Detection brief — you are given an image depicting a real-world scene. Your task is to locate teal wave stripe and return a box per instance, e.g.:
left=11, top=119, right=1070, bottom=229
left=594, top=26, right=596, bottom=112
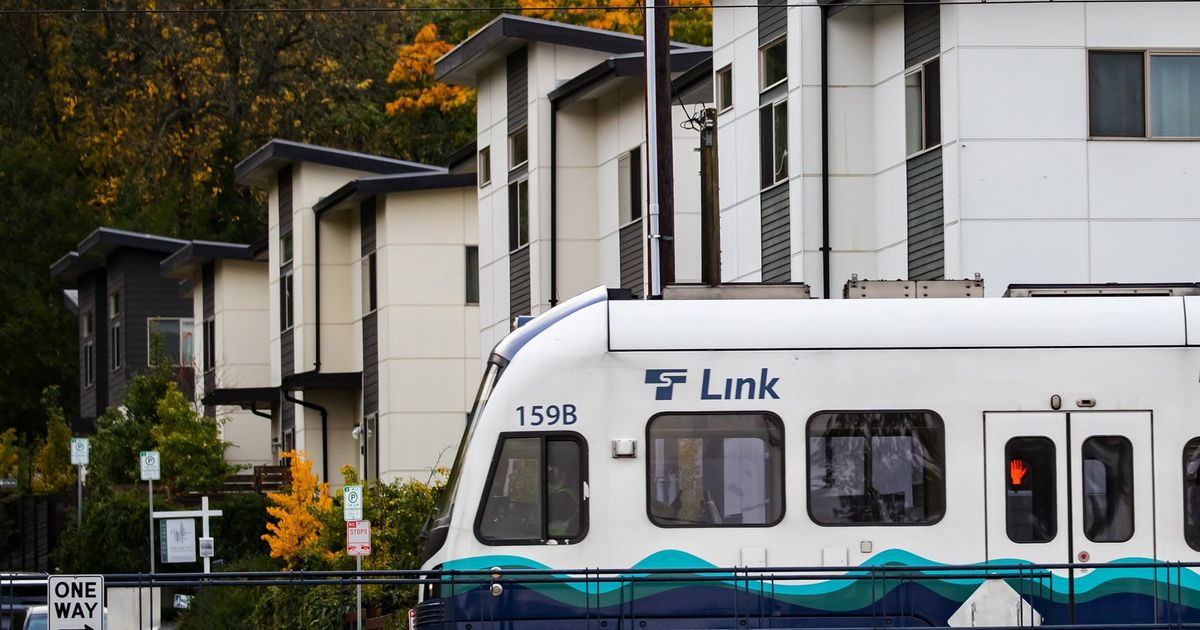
left=439, top=550, right=1200, bottom=610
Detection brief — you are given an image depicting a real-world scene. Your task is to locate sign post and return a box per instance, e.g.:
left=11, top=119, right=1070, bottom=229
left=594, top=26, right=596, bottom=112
left=346, top=519, right=372, bottom=630
left=151, top=495, right=222, bottom=574
left=47, top=574, right=104, bottom=630
left=140, top=451, right=160, bottom=575
left=70, top=438, right=89, bottom=528
left=344, top=487, right=367, bottom=630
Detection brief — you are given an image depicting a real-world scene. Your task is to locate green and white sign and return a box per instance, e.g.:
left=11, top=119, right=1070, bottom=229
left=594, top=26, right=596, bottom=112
left=139, top=450, right=160, bottom=481
left=70, top=438, right=89, bottom=466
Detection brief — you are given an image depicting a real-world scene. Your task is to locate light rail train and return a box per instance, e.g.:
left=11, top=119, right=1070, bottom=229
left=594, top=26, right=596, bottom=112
left=416, top=286, right=1200, bottom=628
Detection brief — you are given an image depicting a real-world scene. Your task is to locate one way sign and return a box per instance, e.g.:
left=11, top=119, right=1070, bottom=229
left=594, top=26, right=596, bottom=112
left=48, top=575, right=104, bottom=630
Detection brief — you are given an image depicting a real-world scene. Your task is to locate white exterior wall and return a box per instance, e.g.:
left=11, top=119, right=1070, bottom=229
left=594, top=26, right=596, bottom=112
left=477, top=42, right=617, bottom=355
left=212, top=260, right=273, bottom=466
left=712, top=1, right=1200, bottom=296
left=376, top=187, right=480, bottom=481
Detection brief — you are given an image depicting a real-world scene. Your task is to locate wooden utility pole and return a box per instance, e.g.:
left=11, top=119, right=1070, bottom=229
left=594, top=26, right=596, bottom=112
left=644, top=0, right=674, bottom=297
left=699, top=108, right=720, bottom=286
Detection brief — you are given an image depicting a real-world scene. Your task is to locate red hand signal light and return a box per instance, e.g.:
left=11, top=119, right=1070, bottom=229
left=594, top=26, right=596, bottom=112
left=1009, top=458, right=1029, bottom=486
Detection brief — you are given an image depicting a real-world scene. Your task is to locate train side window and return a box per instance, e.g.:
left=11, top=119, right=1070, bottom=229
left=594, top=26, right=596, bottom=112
left=1005, top=437, right=1057, bottom=543
left=1185, top=439, right=1200, bottom=551
left=647, top=413, right=784, bottom=527
left=1081, top=435, right=1134, bottom=543
left=476, top=433, right=587, bottom=545
left=807, top=411, right=945, bottom=525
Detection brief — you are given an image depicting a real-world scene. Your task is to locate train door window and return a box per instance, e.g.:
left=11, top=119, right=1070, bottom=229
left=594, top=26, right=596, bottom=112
left=1185, top=438, right=1200, bottom=551
left=1005, top=437, right=1057, bottom=543
left=1081, top=436, right=1134, bottom=543
left=807, top=411, right=945, bottom=525
left=647, top=413, right=784, bottom=527
left=476, top=433, right=586, bottom=544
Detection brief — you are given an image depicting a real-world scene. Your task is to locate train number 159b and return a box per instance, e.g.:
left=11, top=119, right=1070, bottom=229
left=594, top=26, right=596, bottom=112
left=516, top=404, right=577, bottom=426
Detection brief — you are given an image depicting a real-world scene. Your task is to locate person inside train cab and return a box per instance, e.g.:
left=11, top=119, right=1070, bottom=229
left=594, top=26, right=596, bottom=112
left=547, top=462, right=580, bottom=539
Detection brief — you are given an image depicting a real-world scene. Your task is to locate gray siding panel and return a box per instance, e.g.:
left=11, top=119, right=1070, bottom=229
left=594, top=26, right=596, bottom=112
left=759, top=0, right=787, bottom=45
left=507, top=49, right=528, bottom=130
left=619, top=219, right=644, bottom=298
left=361, top=199, right=378, bottom=417
left=79, top=271, right=105, bottom=419
left=281, top=328, right=294, bottom=378
left=906, top=149, right=945, bottom=280
left=279, top=165, right=294, bottom=380
left=509, top=246, right=531, bottom=321
left=904, top=3, right=940, bottom=68
left=202, top=263, right=215, bottom=415
left=278, top=166, right=293, bottom=235
left=760, top=183, right=791, bottom=283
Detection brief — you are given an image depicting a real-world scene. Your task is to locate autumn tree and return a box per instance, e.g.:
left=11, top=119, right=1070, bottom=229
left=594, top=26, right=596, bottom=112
left=150, top=387, right=235, bottom=500
left=31, top=386, right=75, bottom=494
left=262, top=450, right=336, bottom=568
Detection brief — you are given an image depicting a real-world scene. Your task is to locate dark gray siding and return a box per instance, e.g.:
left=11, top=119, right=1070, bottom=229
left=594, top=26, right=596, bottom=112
left=278, top=166, right=293, bottom=235
left=904, top=2, right=944, bottom=281
left=507, top=48, right=528, bottom=130
left=906, top=149, right=945, bottom=280
left=619, top=219, right=644, bottom=298
left=281, top=328, right=294, bottom=378
left=361, top=198, right=378, bottom=417
left=904, top=3, right=940, bottom=69
left=78, top=270, right=107, bottom=420
left=760, top=183, right=791, bottom=283
left=759, top=0, right=787, bottom=45
left=202, top=263, right=215, bottom=417
left=108, top=249, right=193, bottom=403
left=509, top=246, right=531, bottom=321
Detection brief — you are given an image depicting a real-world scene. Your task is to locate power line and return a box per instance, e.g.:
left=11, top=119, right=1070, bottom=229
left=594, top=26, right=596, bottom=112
left=3, top=0, right=1200, bottom=16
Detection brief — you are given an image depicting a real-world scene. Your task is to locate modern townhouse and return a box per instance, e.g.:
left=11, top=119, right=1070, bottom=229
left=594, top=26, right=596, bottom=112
left=51, top=228, right=195, bottom=430
left=711, top=0, right=1200, bottom=296
left=160, top=239, right=274, bottom=467
left=435, top=15, right=714, bottom=353
left=234, top=139, right=479, bottom=484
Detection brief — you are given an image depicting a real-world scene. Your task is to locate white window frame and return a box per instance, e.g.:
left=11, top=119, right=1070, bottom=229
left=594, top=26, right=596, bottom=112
left=360, top=251, right=377, bottom=315
left=147, top=317, right=195, bottom=368
left=478, top=146, right=492, bottom=187
left=508, top=126, right=529, bottom=172
left=716, top=65, right=733, bottom=113
left=280, top=232, right=294, bottom=265
left=1088, top=49, right=1200, bottom=141
left=759, top=37, right=787, bottom=93
left=905, top=56, right=941, bottom=159
left=760, top=97, right=789, bottom=189
left=280, top=271, right=295, bottom=332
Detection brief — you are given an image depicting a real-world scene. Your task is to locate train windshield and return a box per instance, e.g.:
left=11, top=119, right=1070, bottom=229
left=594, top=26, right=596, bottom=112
left=435, top=361, right=502, bottom=525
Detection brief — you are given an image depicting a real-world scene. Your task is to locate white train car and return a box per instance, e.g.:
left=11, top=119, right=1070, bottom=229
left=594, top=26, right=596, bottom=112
left=417, top=286, right=1200, bottom=628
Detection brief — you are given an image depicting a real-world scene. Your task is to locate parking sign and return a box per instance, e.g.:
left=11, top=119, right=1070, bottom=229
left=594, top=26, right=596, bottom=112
left=70, top=438, right=89, bottom=466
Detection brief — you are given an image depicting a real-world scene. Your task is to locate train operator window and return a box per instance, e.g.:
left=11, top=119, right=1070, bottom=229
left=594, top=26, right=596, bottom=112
left=1081, top=436, right=1134, bottom=543
left=807, top=411, right=945, bottom=525
left=1005, top=437, right=1057, bottom=543
left=1184, top=439, right=1200, bottom=551
left=476, top=433, right=587, bottom=544
left=647, top=413, right=785, bottom=527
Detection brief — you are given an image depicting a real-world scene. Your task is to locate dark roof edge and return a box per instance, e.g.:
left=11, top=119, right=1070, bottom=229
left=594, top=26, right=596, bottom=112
left=160, top=240, right=257, bottom=278
left=443, top=140, right=478, bottom=170
left=77, top=227, right=188, bottom=259
left=549, top=48, right=712, bottom=107
left=234, top=139, right=441, bottom=187
left=672, top=55, right=714, bottom=98
left=314, top=172, right=475, bottom=214
left=204, top=386, right=280, bottom=407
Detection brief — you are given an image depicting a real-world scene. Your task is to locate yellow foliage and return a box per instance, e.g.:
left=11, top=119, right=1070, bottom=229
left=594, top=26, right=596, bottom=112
left=516, top=0, right=713, bottom=42
left=386, top=24, right=475, bottom=115
left=262, top=451, right=336, bottom=567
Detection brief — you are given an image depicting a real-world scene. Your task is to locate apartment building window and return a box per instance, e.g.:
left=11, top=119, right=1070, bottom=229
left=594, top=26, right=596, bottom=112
left=82, top=310, right=95, bottom=388
left=618, top=147, right=642, bottom=224
left=279, top=272, right=294, bottom=331
left=508, top=179, right=530, bottom=251
left=760, top=99, right=788, bottom=188
left=465, top=246, right=479, bottom=304
left=148, top=318, right=194, bottom=367
left=109, top=292, right=122, bottom=371
left=361, top=252, right=377, bottom=314
left=280, top=232, right=294, bottom=265
left=203, top=318, right=215, bottom=372
left=509, top=126, right=529, bottom=171
left=478, top=146, right=492, bottom=187
left=717, top=65, right=733, bottom=113
left=760, top=38, right=787, bottom=91
left=1090, top=51, right=1200, bottom=138
left=905, top=58, right=941, bottom=156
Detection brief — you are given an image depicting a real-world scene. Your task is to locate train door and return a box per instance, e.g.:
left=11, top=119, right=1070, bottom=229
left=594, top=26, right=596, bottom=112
left=984, top=411, right=1156, bottom=623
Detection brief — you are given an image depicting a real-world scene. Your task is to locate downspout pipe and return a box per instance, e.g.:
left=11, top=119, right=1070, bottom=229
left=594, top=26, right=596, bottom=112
left=283, top=388, right=330, bottom=482
left=249, top=401, right=272, bottom=420
left=312, top=207, right=322, bottom=370
left=549, top=99, right=559, bottom=307
left=820, top=6, right=832, bottom=299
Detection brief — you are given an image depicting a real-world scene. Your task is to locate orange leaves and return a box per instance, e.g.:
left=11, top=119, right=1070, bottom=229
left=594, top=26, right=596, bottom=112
left=512, top=0, right=713, bottom=43
left=262, top=450, right=337, bottom=567
left=386, top=23, right=475, bottom=116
